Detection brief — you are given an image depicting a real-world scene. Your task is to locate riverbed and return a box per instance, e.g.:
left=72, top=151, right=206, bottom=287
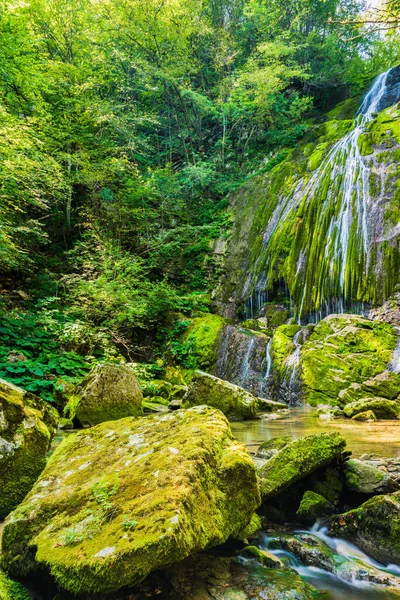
left=231, top=406, right=400, bottom=457
left=232, top=407, right=400, bottom=599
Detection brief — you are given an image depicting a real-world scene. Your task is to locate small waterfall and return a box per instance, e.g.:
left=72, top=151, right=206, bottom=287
left=214, top=325, right=272, bottom=397
left=239, top=337, right=255, bottom=388
left=264, top=337, right=273, bottom=381
left=282, top=330, right=303, bottom=405
left=389, top=328, right=400, bottom=373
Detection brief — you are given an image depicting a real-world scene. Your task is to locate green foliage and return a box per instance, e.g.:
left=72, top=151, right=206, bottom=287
left=0, top=0, right=389, bottom=364
left=0, top=304, right=93, bottom=401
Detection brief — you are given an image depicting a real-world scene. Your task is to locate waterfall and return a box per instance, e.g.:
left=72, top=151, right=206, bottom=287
left=264, top=337, right=273, bottom=381
left=214, top=325, right=272, bottom=397
left=389, top=328, right=400, bottom=374
left=241, top=67, right=399, bottom=322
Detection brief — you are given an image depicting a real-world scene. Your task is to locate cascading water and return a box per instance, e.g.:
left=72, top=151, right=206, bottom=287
left=240, top=67, right=400, bottom=323
left=214, top=325, right=272, bottom=397
left=389, top=327, right=400, bottom=373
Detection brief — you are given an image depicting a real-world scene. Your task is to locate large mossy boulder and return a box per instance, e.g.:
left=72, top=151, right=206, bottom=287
left=182, top=371, right=257, bottom=420
left=258, top=432, right=346, bottom=500
left=1, top=406, right=260, bottom=595
left=65, top=363, right=143, bottom=427
left=300, top=315, right=397, bottom=406
left=343, top=397, right=400, bottom=419
left=344, top=459, right=400, bottom=495
left=338, top=371, right=400, bottom=406
left=329, top=491, right=400, bottom=564
left=0, top=378, right=58, bottom=519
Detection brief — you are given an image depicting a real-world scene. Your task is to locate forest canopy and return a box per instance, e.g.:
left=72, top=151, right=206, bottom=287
left=0, top=0, right=398, bottom=381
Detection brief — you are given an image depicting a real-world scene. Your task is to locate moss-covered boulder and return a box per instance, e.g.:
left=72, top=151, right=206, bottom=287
left=1, top=406, right=260, bottom=595
left=352, top=410, right=376, bottom=421
left=65, top=363, right=143, bottom=427
left=258, top=432, right=346, bottom=500
left=301, top=315, right=397, bottom=406
left=338, top=370, right=400, bottom=406
left=256, top=398, right=287, bottom=411
left=182, top=371, right=257, bottom=420
left=0, top=378, right=58, bottom=519
left=296, top=491, right=333, bottom=524
left=344, top=459, right=400, bottom=495
left=343, top=397, right=400, bottom=419
left=329, top=491, right=400, bottom=564
left=255, top=436, right=292, bottom=459
left=0, top=570, right=30, bottom=600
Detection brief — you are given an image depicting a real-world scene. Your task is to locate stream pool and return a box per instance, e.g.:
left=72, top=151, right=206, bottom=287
left=232, top=407, right=400, bottom=599
left=231, top=406, right=400, bottom=457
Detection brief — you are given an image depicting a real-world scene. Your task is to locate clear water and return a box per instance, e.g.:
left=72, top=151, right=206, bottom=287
left=233, top=408, right=400, bottom=598
left=231, top=406, right=400, bottom=457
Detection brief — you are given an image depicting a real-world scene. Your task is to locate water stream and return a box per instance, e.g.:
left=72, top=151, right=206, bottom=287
left=232, top=408, right=400, bottom=598
left=241, top=67, right=399, bottom=322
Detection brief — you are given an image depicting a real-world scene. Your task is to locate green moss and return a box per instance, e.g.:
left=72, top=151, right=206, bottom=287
left=351, top=410, right=376, bottom=421
left=182, top=313, right=227, bottom=369
left=2, top=407, right=260, bottom=595
left=296, top=490, right=333, bottom=524
left=0, top=378, right=58, bottom=519
left=343, top=397, right=400, bottom=419
left=0, top=570, right=30, bottom=600
left=64, top=364, right=143, bottom=427
left=301, top=315, right=397, bottom=406
left=344, top=458, right=398, bottom=494
left=329, top=491, right=400, bottom=564
left=183, top=371, right=257, bottom=420
left=258, top=432, right=346, bottom=500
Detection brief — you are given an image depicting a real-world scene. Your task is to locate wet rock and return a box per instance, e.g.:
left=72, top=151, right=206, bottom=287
left=255, top=436, right=291, bottom=459
left=182, top=371, right=257, bottom=420
left=64, top=363, right=143, bottom=427
left=256, top=398, right=287, bottom=411
left=343, top=397, right=400, bottom=419
left=369, top=292, right=400, bottom=325
left=329, top=491, right=400, bottom=564
left=339, top=371, right=400, bottom=406
left=0, top=378, right=58, bottom=518
left=213, top=324, right=270, bottom=397
left=352, top=410, right=376, bottom=421
left=344, top=458, right=400, bottom=495
left=301, top=315, right=397, bottom=406
left=241, top=545, right=283, bottom=568
left=2, top=407, right=260, bottom=595
left=269, top=532, right=400, bottom=589
left=296, top=491, right=334, bottom=524
left=269, top=534, right=336, bottom=572
left=258, top=432, right=346, bottom=500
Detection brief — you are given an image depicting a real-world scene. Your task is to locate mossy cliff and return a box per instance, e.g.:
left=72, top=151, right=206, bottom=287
left=212, top=78, right=400, bottom=321
left=0, top=378, right=58, bottom=518
left=1, top=406, right=260, bottom=595
left=300, top=314, right=397, bottom=406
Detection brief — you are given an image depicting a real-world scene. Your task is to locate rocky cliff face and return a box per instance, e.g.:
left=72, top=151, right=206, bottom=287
left=212, top=68, right=400, bottom=322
